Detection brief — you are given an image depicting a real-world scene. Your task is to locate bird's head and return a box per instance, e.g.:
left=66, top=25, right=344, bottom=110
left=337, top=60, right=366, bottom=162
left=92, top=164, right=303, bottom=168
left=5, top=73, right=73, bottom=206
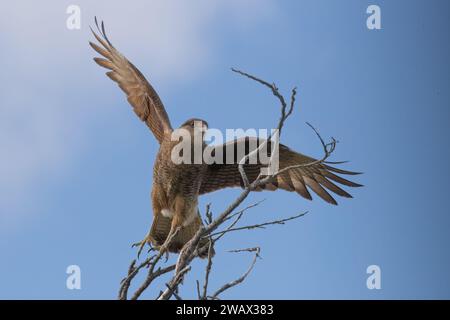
left=179, top=118, right=209, bottom=138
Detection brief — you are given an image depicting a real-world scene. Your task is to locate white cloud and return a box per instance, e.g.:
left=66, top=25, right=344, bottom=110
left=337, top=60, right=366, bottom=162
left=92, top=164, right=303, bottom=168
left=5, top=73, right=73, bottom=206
left=0, top=0, right=276, bottom=229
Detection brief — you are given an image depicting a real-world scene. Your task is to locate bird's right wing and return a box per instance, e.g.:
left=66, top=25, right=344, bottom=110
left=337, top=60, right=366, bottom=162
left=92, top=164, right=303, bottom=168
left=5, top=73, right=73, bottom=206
left=199, top=137, right=362, bottom=205
left=89, top=18, right=172, bottom=143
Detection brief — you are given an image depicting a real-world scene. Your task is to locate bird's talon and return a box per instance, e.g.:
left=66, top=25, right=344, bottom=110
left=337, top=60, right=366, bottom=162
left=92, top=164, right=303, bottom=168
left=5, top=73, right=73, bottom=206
left=132, top=235, right=152, bottom=259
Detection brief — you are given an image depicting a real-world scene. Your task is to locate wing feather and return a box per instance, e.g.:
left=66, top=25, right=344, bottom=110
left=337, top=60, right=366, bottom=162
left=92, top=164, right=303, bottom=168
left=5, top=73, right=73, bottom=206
left=90, top=19, right=172, bottom=143
left=199, top=137, right=362, bottom=205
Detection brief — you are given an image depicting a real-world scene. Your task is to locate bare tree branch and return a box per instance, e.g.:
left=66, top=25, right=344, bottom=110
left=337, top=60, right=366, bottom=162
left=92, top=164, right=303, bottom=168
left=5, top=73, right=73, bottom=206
left=127, top=228, right=181, bottom=300
left=157, top=265, right=191, bottom=300
left=116, top=69, right=337, bottom=300
left=165, top=284, right=183, bottom=300
left=209, top=247, right=261, bottom=299
left=223, top=199, right=266, bottom=223
left=210, top=212, right=308, bottom=239
left=213, top=199, right=266, bottom=243
left=270, top=122, right=337, bottom=179
left=196, top=280, right=201, bottom=300
left=200, top=240, right=214, bottom=300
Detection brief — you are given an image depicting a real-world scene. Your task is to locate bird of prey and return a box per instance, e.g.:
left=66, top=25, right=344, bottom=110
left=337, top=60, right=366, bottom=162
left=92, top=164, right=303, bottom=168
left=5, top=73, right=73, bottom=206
left=89, top=20, right=362, bottom=256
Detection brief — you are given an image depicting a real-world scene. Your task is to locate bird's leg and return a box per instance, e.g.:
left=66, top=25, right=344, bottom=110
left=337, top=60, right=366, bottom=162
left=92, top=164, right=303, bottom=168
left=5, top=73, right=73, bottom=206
left=158, top=214, right=182, bottom=257
left=132, top=199, right=163, bottom=259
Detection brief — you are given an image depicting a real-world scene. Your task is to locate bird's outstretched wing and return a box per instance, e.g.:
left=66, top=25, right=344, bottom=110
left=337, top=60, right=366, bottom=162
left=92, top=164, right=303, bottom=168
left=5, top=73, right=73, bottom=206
left=89, top=18, right=172, bottom=143
left=199, top=137, right=362, bottom=205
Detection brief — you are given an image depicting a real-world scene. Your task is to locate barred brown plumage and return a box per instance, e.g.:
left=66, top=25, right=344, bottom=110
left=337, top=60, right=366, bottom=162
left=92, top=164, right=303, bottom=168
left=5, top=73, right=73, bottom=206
left=90, top=19, right=362, bottom=258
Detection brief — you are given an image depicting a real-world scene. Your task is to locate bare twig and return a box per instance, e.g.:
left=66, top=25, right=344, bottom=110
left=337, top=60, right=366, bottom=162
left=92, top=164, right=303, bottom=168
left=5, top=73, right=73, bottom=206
left=129, top=227, right=181, bottom=300
left=118, top=259, right=137, bottom=300
left=116, top=68, right=335, bottom=300
left=201, top=240, right=214, bottom=300
left=157, top=265, right=192, bottom=300
left=270, top=122, right=337, bottom=179
left=196, top=280, right=201, bottom=300
left=223, top=199, right=266, bottom=223
left=228, top=247, right=261, bottom=254
left=210, top=212, right=307, bottom=239
left=231, top=68, right=297, bottom=190
left=214, top=199, right=266, bottom=243
left=165, top=284, right=183, bottom=300
left=204, top=203, right=213, bottom=224
left=210, top=247, right=261, bottom=299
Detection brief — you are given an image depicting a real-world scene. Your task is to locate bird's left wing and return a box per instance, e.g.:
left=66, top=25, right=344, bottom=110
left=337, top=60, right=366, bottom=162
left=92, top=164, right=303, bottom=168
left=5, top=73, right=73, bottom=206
left=199, top=137, right=362, bottom=205
left=89, top=19, right=172, bottom=143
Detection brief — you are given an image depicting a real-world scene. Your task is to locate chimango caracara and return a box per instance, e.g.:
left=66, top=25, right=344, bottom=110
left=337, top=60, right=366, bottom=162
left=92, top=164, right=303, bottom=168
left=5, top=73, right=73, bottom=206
left=89, top=20, right=362, bottom=257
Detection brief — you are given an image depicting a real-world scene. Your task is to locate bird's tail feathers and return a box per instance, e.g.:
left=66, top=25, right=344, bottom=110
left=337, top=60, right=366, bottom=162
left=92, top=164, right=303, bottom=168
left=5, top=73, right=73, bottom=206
left=149, top=211, right=213, bottom=259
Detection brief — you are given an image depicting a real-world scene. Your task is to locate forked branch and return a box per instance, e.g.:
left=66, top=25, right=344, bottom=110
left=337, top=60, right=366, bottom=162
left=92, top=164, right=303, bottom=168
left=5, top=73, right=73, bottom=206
left=118, top=69, right=336, bottom=300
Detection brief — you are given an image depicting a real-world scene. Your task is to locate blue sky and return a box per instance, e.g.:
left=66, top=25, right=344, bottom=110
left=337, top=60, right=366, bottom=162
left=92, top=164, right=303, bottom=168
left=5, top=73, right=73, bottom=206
left=1, top=0, right=449, bottom=299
